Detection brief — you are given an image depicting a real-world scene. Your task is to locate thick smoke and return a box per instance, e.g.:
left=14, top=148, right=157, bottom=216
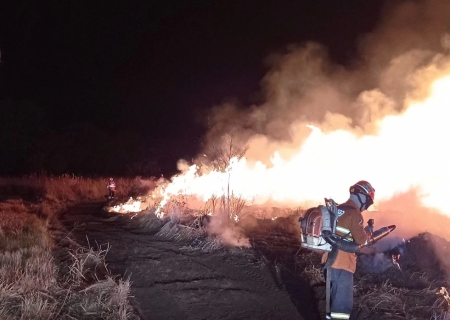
left=202, top=0, right=450, bottom=166
left=374, top=189, right=450, bottom=241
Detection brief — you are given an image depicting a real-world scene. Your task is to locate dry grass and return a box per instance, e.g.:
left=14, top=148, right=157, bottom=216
left=0, top=200, right=51, bottom=251
left=155, top=219, right=181, bottom=238
left=154, top=193, right=252, bottom=253
left=300, top=265, right=324, bottom=287
left=435, top=287, right=450, bottom=309
left=0, top=234, right=132, bottom=319
left=158, top=193, right=248, bottom=226
left=294, top=248, right=450, bottom=319
left=171, top=224, right=207, bottom=242
left=198, top=195, right=219, bottom=217
left=222, top=193, right=248, bottom=223
left=156, top=216, right=227, bottom=252
left=77, top=276, right=132, bottom=319
left=59, top=271, right=132, bottom=320
left=195, top=236, right=225, bottom=252
left=353, top=275, right=450, bottom=319
left=0, top=175, right=144, bottom=205
left=355, top=280, right=406, bottom=313
left=129, top=212, right=162, bottom=230
left=66, top=240, right=110, bottom=287
left=0, top=177, right=137, bottom=320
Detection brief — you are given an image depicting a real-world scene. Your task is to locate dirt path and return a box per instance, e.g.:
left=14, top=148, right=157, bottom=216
left=59, top=203, right=320, bottom=320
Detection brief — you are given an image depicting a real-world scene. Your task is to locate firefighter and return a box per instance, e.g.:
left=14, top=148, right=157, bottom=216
left=323, top=181, right=375, bottom=320
left=364, top=219, right=375, bottom=237
left=107, top=178, right=116, bottom=199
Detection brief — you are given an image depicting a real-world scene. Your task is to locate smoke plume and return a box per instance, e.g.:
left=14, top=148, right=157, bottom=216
left=204, top=0, right=450, bottom=160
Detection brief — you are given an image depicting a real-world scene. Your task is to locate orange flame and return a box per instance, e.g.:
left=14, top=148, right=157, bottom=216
left=156, top=75, right=450, bottom=218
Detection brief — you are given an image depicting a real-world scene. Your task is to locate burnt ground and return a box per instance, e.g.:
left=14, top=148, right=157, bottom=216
left=58, top=203, right=321, bottom=320
left=57, top=202, right=450, bottom=320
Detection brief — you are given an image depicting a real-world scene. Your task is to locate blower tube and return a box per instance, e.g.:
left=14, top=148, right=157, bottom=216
left=323, top=225, right=397, bottom=253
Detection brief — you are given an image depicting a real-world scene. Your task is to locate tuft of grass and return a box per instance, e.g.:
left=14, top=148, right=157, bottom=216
left=66, top=240, right=110, bottom=287
left=0, top=185, right=137, bottom=320
left=155, top=219, right=180, bottom=238
left=0, top=200, right=57, bottom=319
left=196, top=236, right=225, bottom=252
left=80, top=276, right=132, bottom=318
left=52, top=242, right=133, bottom=320
left=354, top=276, right=450, bottom=319
left=19, top=293, right=58, bottom=320
left=300, top=265, right=324, bottom=286
left=0, top=247, right=57, bottom=293
left=0, top=200, right=51, bottom=251
left=197, top=195, right=219, bottom=217
left=222, top=193, right=248, bottom=223
left=173, top=224, right=207, bottom=242
left=356, top=280, right=405, bottom=312
left=435, top=287, right=450, bottom=309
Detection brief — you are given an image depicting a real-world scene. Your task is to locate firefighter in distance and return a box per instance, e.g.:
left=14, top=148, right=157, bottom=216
left=107, top=178, right=116, bottom=199
left=364, top=219, right=375, bottom=237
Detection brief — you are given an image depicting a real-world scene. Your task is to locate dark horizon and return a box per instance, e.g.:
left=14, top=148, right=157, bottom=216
left=0, top=0, right=385, bottom=177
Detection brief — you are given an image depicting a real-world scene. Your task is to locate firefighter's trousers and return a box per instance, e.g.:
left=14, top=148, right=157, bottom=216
left=328, top=267, right=353, bottom=319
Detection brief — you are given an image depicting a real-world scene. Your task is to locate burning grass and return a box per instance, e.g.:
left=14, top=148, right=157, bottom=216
left=131, top=189, right=253, bottom=252
left=103, top=190, right=249, bottom=254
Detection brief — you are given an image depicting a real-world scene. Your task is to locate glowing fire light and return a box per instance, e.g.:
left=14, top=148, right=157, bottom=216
left=152, top=75, right=450, bottom=217
left=108, top=197, right=142, bottom=213
left=107, top=72, right=450, bottom=221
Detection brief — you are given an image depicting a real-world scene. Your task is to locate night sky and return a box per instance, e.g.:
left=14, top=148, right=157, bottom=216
left=0, top=0, right=385, bottom=176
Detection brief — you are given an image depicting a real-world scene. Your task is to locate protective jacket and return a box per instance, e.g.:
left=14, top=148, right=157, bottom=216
left=107, top=180, right=116, bottom=191
left=324, top=199, right=368, bottom=273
